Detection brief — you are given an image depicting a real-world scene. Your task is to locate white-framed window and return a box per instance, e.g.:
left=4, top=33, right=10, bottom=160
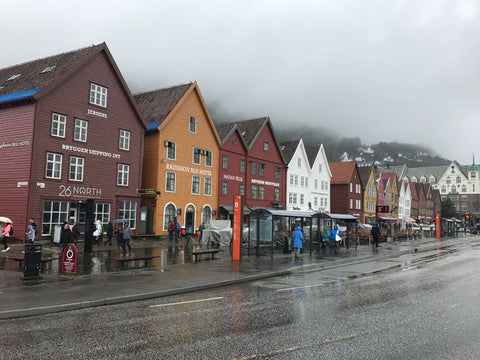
left=221, top=181, right=228, bottom=196
left=240, top=160, right=246, bottom=174
left=204, top=178, right=212, bottom=195
left=46, top=152, right=62, bottom=179
left=69, top=156, right=84, bottom=182
left=119, top=129, right=130, bottom=151
left=251, top=161, right=257, bottom=176
left=259, top=163, right=266, bottom=177
left=293, top=193, right=297, bottom=204
left=42, top=201, right=68, bottom=235
left=74, top=118, right=88, bottom=142
left=356, top=184, right=361, bottom=193
left=95, top=203, right=111, bottom=229
left=350, top=183, right=353, bottom=192
left=259, top=185, right=265, bottom=200
left=356, top=199, right=361, bottom=209
left=166, top=172, right=176, bottom=192
left=90, top=83, right=107, bottom=107
left=298, top=158, right=301, bottom=167
left=117, top=164, right=129, bottom=186
left=264, top=142, right=269, bottom=152
left=222, top=155, right=229, bottom=170
left=300, top=194, right=304, bottom=205
left=301, top=177, right=305, bottom=187
left=239, top=184, right=245, bottom=196
left=193, top=147, right=201, bottom=165
left=51, top=113, right=66, bottom=138
left=274, top=188, right=280, bottom=201
left=118, top=200, right=136, bottom=229
left=315, top=179, right=318, bottom=189
left=275, top=167, right=281, bottom=180
left=189, top=116, right=197, bottom=133
left=294, top=175, right=298, bottom=186
left=205, top=151, right=212, bottom=167
left=314, top=197, right=318, bottom=207
left=163, top=203, right=176, bottom=231
left=251, top=184, right=258, bottom=199
left=319, top=164, right=322, bottom=172
left=288, top=192, right=293, bottom=204
left=166, top=141, right=176, bottom=160
left=350, top=198, right=353, bottom=209
left=192, top=175, right=200, bottom=195
left=305, top=178, right=308, bottom=188
left=290, top=175, right=294, bottom=185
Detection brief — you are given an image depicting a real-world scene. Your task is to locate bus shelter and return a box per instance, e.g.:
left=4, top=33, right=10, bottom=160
left=248, top=208, right=313, bottom=258
left=311, top=213, right=359, bottom=254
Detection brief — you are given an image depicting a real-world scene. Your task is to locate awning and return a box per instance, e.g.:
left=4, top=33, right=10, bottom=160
left=313, top=213, right=359, bottom=221
left=248, top=208, right=313, bottom=218
left=378, top=216, right=397, bottom=221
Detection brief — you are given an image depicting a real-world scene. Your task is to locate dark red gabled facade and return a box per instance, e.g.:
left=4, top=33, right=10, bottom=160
left=0, top=43, right=147, bottom=237
left=417, top=183, right=427, bottom=223
left=409, top=183, right=419, bottom=221
left=329, top=161, right=363, bottom=218
left=216, top=117, right=286, bottom=218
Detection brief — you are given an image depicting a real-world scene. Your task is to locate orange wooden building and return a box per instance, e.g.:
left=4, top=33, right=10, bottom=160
left=135, top=82, right=220, bottom=235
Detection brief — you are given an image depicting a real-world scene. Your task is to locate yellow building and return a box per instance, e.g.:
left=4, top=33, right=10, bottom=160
left=359, top=166, right=378, bottom=223
left=135, top=82, right=220, bottom=235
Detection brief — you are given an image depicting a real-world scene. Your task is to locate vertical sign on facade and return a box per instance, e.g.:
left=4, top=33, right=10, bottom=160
left=232, top=195, right=243, bottom=261
left=435, top=213, right=440, bottom=238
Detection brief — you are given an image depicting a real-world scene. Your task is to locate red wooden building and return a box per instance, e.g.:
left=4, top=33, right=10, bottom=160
left=329, top=161, right=363, bottom=219
left=409, top=183, right=419, bottom=221
left=216, top=117, right=286, bottom=218
left=0, top=43, right=147, bottom=238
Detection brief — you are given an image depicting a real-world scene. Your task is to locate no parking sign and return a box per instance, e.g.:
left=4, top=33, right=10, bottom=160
left=61, top=243, right=78, bottom=274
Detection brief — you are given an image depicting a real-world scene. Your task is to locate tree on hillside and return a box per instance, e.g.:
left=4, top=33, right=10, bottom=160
left=441, top=198, right=457, bottom=218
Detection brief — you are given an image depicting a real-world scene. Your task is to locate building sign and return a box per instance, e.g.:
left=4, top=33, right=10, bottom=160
left=223, top=174, right=243, bottom=182
left=58, top=185, right=102, bottom=198
left=0, top=140, right=31, bottom=150
left=232, top=195, right=243, bottom=261
left=165, top=163, right=213, bottom=176
left=61, top=243, right=78, bottom=274
left=251, top=178, right=280, bottom=187
left=62, top=144, right=120, bottom=159
left=87, top=109, right=108, bottom=118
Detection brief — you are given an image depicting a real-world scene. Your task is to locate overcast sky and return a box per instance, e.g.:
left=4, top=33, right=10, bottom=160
left=2, top=0, right=479, bottom=164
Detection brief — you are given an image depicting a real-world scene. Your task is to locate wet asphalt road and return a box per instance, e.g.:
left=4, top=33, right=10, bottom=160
left=2, top=243, right=480, bottom=359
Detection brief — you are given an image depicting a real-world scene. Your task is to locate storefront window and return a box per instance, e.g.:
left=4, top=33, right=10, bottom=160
left=164, top=203, right=176, bottom=231
left=119, top=200, right=136, bottom=229
left=42, top=201, right=68, bottom=235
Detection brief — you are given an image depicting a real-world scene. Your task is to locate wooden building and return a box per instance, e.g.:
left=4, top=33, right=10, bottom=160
left=358, top=166, right=377, bottom=223
left=0, top=43, right=147, bottom=237
left=329, top=161, right=363, bottom=219
left=135, top=82, right=220, bottom=235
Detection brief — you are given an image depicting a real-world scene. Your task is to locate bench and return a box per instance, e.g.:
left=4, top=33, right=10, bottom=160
left=190, top=249, right=222, bottom=263
left=6, top=255, right=58, bottom=272
left=110, top=254, right=160, bottom=268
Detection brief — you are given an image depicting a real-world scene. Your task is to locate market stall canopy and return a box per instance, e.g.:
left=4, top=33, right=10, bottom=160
left=378, top=216, right=397, bottom=221
left=312, top=213, right=358, bottom=222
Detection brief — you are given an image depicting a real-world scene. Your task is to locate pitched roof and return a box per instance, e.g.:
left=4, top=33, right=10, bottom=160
left=215, top=122, right=236, bottom=142
left=358, top=166, right=373, bottom=190
left=0, top=44, right=102, bottom=98
left=330, top=161, right=357, bottom=184
left=305, top=144, right=321, bottom=168
left=404, top=165, right=449, bottom=182
left=134, top=83, right=192, bottom=128
left=279, top=140, right=300, bottom=165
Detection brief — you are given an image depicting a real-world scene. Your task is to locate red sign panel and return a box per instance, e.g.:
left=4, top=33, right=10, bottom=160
left=61, top=243, right=78, bottom=274
left=232, top=195, right=243, bottom=261
left=435, top=213, right=440, bottom=238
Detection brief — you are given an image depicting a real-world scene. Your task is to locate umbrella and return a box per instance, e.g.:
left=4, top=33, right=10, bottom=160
left=0, top=216, right=12, bottom=224
left=112, top=219, right=128, bottom=224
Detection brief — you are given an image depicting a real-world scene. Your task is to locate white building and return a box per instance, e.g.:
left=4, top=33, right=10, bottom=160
left=398, top=181, right=412, bottom=229
left=306, top=144, right=332, bottom=213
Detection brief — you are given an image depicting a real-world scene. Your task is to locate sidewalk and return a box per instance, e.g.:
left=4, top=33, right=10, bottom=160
left=0, top=234, right=473, bottom=319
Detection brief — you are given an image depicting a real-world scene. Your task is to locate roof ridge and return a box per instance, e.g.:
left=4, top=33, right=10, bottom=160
left=134, top=82, right=193, bottom=96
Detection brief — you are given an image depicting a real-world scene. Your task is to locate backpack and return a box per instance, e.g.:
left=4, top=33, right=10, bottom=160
left=8, top=225, right=13, bottom=237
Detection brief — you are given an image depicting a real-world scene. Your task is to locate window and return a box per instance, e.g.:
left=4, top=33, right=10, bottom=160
left=301, top=177, right=305, bottom=187
left=461, top=203, right=468, bottom=211
left=461, top=195, right=467, bottom=201
left=298, top=158, right=301, bottom=167
left=240, top=160, right=246, bottom=174
left=293, top=193, right=297, bottom=204
left=356, top=184, right=361, bottom=193
left=259, top=163, right=266, bottom=177
left=274, top=188, right=280, bottom=201
left=275, top=167, right=281, bottom=180
left=305, top=178, right=308, bottom=188
left=166, top=172, right=176, bottom=192
left=90, top=83, right=107, bottom=107
left=251, top=184, right=258, bottom=199
left=205, top=151, right=212, bottom=167
left=119, top=200, right=136, bottom=229
left=46, top=152, right=62, bottom=179
left=290, top=174, right=294, bottom=185
left=117, top=164, right=129, bottom=186
left=350, top=198, right=353, bottom=209
left=350, top=183, right=353, bottom=192
left=456, top=176, right=462, bottom=184
left=264, top=142, right=269, bottom=152
left=239, top=184, right=245, bottom=196
left=251, top=162, right=257, bottom=176
left=319, top=164, right=322, bottom=172
left=193, top=147, right=201, bottom=165
left=42, top=201, right=68, bottom=235
left=300, top=194, right=304, bottom=205
left=192, top=176, right=200, bottom=194
left=204, top=178, right=212, bottom=195
left=314, top=197, right=318, bottom=207
left=441, top=185, right=446, bottom=193
left=221, top=181, right=228, bottom=196
left=356, top=199, right=361, bottom=209
left=259, top=185, right=265, bottom=200
left=288, top=192, right=294, bottom=204
left=119, top=130, right=130, bottom=151
left=315, top=179, right=318, bottom=189
left=74, top=119, right=88, bottom=142
left=462, top=185, right=467, bottom=192
left=69, top=156, right=84, bottom=181
left=163, top=203, right=176, bottom=231
left=222, top=155, right=229, bottom=170
left=51, top=113, right=66, bottom=137
left=294, top=175, right=298, bottom=186
left=95, top=203, right=111, bottom=230
left=189, top=116, right=197, bottom=133
left=167, top=141, right=176, bottom=160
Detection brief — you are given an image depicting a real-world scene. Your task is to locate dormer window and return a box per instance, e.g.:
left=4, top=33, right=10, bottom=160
left=41, top=66, right=56, bottom=74
left=451, top=166, right=455, bottom=173
left=189, top=116, right=197, bottom=133
left=7, top=74, right=21, bottom=81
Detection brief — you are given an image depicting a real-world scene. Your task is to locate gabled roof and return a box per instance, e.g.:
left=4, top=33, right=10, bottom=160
left=0, top=42, right=147, bottom=128
left=134, top=81, right=221, bottom=145
left=217, top=116, right=286, bottom=164
left=358, top=166, right=374, bottom=190
left=404, top=165, right=449, bottom=182
left=305, top=144, right=321, bottom=168
left=134, top=83, right=192, bottom=128
left=330, top=161, right=357, bottom=184
left=280, top=140, right=300, bottom=165
left=377, top=172, right=398, bottom=193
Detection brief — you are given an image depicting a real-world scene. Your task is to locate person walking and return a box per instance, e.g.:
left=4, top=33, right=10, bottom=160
left=60, top=222, right=73, bottom=246
left=93, top=220, right=102, bottom=245
left=1, top=222, right=10, bottom=252
left=104, top=221, right=113, bottom=246
left=72, top=222, right=80, bottom=246
left=26, top=218, right=36, bottom=243
left=292, top=226, right=304, bottom=258
left=175, top=220, right=181, bottom=243
left=121, top=222, right=131, bottom=256
left=116, top=224, right=123, bottom=252
left=167, top=219, right=175, bottom=242
left=371, top=223, right=380, bottom=248
left=330, top=225, right=342, bottom=255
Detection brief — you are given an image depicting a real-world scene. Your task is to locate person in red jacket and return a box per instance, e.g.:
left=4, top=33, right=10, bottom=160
left=167, top=219, right=175, bottom=242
